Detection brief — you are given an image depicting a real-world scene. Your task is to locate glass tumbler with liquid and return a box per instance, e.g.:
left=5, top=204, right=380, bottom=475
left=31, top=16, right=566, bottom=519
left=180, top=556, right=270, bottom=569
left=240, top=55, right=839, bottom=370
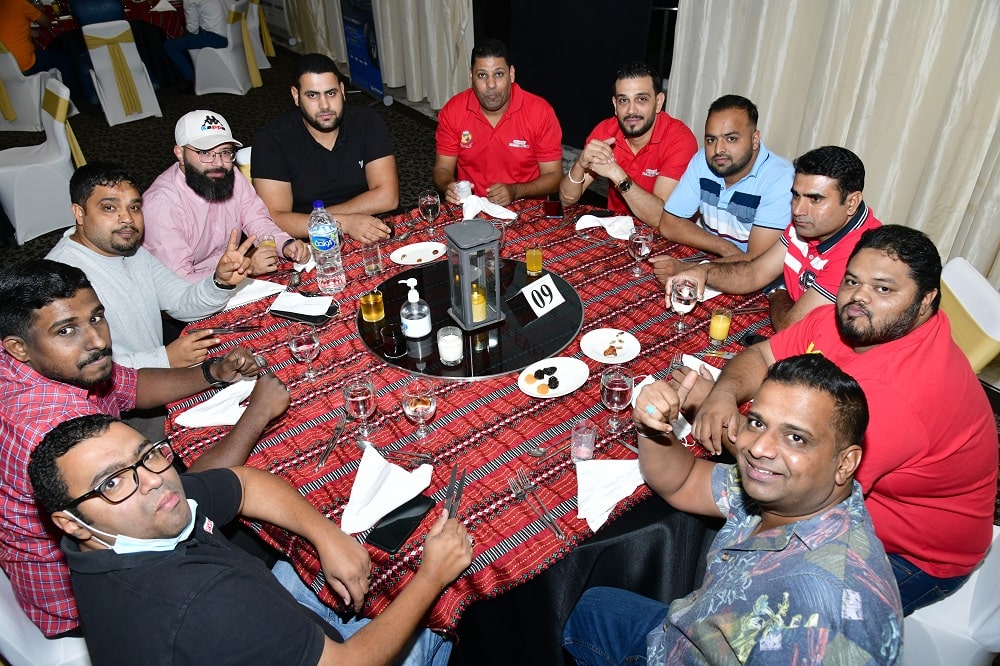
left=526, top=244, right=543, bottom=276
left=360, top=289, right=385, bottom=322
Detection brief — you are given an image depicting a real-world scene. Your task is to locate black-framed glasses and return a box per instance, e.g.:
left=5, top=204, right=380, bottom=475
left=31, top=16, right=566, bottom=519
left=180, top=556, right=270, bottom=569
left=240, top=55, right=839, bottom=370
left=184, top=146, right=236, bottom=164
left=64, top=441, right=176, bottom=510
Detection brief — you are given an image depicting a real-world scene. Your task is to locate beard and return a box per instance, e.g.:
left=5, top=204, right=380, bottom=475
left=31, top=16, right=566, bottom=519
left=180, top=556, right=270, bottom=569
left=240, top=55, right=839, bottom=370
left=708, top=148, right=754, bottom=179
left=300, top=105, right=342, bottom=133
left=184, top=159, right=235, bottom=202
left=836, top=297, right=923, bottom=347
left=619, top=113, right=655, bottom=138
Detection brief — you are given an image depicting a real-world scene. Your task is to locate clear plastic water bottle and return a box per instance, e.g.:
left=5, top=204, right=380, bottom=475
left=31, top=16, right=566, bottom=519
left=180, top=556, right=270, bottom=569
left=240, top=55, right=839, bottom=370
left=315, top=254, right=346, bottom=294
left=307, top=201, right=341, bottom=266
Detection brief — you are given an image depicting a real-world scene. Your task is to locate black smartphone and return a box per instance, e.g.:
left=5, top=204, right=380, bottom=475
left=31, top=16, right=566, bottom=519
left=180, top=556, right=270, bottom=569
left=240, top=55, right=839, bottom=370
left=366, top=494, right=435, bottom=553
left=543, top=200, right=563, bottom=218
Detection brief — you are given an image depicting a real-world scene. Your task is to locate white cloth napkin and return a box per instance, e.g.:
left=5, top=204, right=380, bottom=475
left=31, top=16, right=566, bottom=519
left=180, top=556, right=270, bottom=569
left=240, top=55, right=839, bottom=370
left=575, top=215, right=636, bottom=240
left=224, top=279, right=286, bottom=310
left=575, top=459, right=645, bottom=531
left=294, top=257, right=316, bottom=272
left=175, top=379, right=256, bottom=428
left=461, top=195, right=517, bottom=220
left=269, top=291, right=333, bottom=316
left=150, top=0, right=176, bottom=11
left=341, top=445, right=434, bottom=534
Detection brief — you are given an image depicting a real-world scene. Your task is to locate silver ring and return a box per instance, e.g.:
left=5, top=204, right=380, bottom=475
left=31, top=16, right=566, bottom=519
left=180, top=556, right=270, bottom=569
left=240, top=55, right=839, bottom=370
left=466, top=535, right=474, bottom=547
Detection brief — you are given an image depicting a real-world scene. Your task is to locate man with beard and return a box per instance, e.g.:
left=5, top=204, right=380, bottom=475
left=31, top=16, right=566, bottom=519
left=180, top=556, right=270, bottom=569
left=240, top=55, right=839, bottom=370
left=47, top=162, right=252, bottom=369
left=558, top=63, right=697, bottom=229
left=636, top=225, right=998, bottom=615
left=253, top=53, right=398, bottom=244
left=143, top=110, right=311, bottom=282
left=648, top=95, right=793, bottom=266
left=433, top=38, right=563, bottom=206
left=0, top=259, right=291, bottom=636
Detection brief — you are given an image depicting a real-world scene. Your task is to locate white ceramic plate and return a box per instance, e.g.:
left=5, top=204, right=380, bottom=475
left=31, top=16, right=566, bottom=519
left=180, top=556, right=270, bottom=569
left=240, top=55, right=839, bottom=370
left=517, top=357, right=590, bottom=399
left=389, top=242, right=447, bottom=265
left=580, top=329, right=640, bottom=364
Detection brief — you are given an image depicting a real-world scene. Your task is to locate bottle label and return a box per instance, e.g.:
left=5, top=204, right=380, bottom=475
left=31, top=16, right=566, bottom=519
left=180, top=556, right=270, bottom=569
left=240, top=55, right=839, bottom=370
left=401, top=316, right=431, bottom=338
left=310, top=233, right=336, bottom=253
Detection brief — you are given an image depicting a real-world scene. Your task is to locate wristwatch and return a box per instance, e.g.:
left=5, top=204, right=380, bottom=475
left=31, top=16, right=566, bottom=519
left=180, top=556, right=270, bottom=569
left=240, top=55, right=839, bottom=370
left=615, top=176, right=633, bottom=193
left=201, top=357, right=232, bottom=388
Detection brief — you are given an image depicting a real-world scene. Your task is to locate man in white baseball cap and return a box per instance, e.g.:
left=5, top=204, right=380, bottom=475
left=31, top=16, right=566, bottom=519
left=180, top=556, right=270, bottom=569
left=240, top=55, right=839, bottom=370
left=142, top=110, right=312, bottom=283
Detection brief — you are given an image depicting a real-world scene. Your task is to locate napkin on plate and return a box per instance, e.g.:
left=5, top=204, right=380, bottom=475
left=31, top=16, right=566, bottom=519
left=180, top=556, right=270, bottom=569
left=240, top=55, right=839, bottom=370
left=575, top=215, right=636, bottom=240
left=575, top=459, right=645, bottom=531
left=340, top=445, right=434, bottom=534
left=224, top=279, right=286, bottom=310
left=175, top=379, right=256, bottom=428
left=461, top=195, right=517, bottom=220
left=150, top=0, right=176, bottom=11
left=268, top=291, right=333, bottom=317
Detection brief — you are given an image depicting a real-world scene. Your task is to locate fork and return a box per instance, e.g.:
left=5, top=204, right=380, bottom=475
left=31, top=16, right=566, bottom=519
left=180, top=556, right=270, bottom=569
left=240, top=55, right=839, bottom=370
left=510, top=474, right=567, bottom=541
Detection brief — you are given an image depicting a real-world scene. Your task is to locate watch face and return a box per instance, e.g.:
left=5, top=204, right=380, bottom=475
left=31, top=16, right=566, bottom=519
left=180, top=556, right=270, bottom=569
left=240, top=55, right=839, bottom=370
left=617, top=178, right=632, bottom=193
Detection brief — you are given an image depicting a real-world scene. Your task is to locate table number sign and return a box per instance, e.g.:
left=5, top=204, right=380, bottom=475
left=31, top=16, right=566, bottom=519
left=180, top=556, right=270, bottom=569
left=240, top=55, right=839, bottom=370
left=519, top=273, right=566, bottom=319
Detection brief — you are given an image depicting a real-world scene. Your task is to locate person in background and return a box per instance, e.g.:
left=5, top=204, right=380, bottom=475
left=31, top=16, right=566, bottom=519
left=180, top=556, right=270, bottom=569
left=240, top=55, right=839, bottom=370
left=253, top=53, right=398, bottom=245
left=0, top=0, right=84, bottom=104
left=433, top=38, right=563, bottom=206
left=559, top=62, right=697, bottom=229
left=163, top=0, right=227, bottom=89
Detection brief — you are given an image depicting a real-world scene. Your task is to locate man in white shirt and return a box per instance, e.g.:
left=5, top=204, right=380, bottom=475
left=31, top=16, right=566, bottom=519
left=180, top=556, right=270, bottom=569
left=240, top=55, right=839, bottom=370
left=164, top=0, right=228, bottom=85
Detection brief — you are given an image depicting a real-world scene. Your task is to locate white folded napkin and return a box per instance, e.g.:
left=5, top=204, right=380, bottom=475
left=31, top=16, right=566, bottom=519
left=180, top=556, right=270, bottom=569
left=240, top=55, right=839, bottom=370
left=269, top=291, right=333, bottom=316
left=150, top=0, right=176, bottom=11
left=575, top=459, right=645, bottom=531
left=224, top=279, right=286, bottom=310
left=294, top=257, right=316, bottom=272
left=575, top=214, right=636, bottom=240
left=175, top=379, right=256, bottom=428
left=341, top=445, right=434, bottom=534
left=461, top=195, right=517, bottom=220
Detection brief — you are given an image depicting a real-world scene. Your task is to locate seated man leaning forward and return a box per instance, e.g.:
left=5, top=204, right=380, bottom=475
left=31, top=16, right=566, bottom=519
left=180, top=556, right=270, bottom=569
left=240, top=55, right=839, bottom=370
left=645, top=225, right=998, bottom=615
left=0, top=260, right=289, bottom=637
left=433, top=38, right=563, bottom=206
left=253, top=53, right=399, bottom=244
left=143, top=110, right=311, bottom=283
left=663, top=146, right=881, bottom=331
left=29, top=414, right=472, bottom=665
left=559, top=62, right=697, bottom=229
left=649, top=95, right=793, bottom=264
left=564, top=354, right=902, bottom=664
left=47, top=161, right=253, bottom=369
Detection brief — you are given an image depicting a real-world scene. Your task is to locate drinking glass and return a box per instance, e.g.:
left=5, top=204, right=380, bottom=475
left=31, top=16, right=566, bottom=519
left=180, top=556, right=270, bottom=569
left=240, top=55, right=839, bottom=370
left=627, top=229, right=653, bottom=277
left=343, top=373, right=377, bottom=445
left=418, top=190, right=441, bottom=237
left=670, top=277, right=698, bottom=332
left=601, top=366, right=634, bottom=434
left=401, top=377, right=437, bottom=439
left=288, top=325, right=320, bottom=380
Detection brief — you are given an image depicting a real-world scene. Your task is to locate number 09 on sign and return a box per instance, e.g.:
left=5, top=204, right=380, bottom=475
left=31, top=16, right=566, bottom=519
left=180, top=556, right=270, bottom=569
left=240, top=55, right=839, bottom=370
left=521, top=274, right=565, bottom=318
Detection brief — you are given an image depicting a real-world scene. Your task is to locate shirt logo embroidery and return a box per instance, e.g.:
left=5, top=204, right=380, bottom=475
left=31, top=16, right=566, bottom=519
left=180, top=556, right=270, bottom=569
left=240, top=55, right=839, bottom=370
left=509, top=139, right=529, bottom=149
left=202, top=517, right=215, bottom=534
left=799, top=270, right=817, bottom=291
left=642, top=168, right=658, bottom=178
left=358, top=160, right=364, bottom=168
left=460, top=130, right=473, bottom=148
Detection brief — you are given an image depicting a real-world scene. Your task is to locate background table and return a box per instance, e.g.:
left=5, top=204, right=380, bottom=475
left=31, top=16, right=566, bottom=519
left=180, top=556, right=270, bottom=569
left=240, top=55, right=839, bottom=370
left=166, top=198, right=773, bottom=654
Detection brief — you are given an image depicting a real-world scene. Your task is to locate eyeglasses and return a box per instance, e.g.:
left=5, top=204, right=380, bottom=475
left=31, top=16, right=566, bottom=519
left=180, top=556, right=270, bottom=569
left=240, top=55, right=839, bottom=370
left=185, top=146, right=236, bottom=164
left=64, top=441, right=176, bottom=509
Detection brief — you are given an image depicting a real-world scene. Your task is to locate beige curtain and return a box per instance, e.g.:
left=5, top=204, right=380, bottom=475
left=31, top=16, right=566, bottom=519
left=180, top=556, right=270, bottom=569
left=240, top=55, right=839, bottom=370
left=667, top=0, right=1000, bottom=285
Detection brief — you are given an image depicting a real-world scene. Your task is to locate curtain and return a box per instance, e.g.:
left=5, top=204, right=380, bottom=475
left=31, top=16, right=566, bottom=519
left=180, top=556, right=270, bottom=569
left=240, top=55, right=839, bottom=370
left=667, top=0, right=1000, bottom=285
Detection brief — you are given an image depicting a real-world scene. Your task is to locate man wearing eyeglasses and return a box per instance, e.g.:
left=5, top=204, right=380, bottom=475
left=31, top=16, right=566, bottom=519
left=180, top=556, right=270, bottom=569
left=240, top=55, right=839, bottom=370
left=143, top=110, right=312, bottom=283
left=29, top=415, right=471, bottom=665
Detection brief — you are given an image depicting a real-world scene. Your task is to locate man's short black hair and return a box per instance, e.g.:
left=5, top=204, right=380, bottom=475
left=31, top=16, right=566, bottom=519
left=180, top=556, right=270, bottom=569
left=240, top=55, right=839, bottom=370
left=29, top=414, right=119, bottom=514
left=613, top=62, right=662, bottom=98
left=793, top=146, right=865, bottom=204
left=293, top=53, right=344, bottom=88
left=849, top=225, right=942, bottom=312
left=0, top=260, right=93, bottom=341
left=707, top=94, right=759, bottom=127
left=471, top=38, right=509, bottom=67
left=69, top=161, right=141, bottom=208
left=765, top=354, right=869, bottom=450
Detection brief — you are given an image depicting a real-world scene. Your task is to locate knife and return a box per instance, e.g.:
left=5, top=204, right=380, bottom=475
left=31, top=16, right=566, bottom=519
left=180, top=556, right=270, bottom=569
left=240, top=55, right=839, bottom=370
left=314, top=413, right=347, bottom=471
left=702, top=350, right=737, bottom=360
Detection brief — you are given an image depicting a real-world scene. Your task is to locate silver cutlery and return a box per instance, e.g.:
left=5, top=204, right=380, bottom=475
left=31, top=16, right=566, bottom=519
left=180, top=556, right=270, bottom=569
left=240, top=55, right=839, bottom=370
left=313, top=412, right=347, bottom=471
left=512, top=470, right=567, bottom=541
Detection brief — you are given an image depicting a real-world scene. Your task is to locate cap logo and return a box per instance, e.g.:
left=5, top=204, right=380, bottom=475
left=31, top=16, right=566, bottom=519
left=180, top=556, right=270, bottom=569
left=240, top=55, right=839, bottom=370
left=201, top=114, right=226, bottom=133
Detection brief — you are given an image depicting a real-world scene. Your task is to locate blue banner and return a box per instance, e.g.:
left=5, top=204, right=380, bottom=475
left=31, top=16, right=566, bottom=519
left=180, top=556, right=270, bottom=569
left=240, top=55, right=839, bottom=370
left=340, top=0, right=384, bottom=99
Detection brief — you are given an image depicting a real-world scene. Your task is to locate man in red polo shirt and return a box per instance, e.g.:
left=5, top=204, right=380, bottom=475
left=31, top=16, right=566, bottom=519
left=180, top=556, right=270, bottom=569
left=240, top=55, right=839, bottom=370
left=433, top=38, right=563, bottom=206
left=558, top=62, right=697, bottom=229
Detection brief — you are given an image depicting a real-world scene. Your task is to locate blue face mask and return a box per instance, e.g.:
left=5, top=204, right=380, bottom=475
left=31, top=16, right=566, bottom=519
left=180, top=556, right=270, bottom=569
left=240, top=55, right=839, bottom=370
left=67, top=499, right=198, bottom=555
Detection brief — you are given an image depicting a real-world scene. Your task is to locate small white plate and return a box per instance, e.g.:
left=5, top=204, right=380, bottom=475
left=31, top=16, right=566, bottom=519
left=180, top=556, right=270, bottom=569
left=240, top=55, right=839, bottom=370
left=517, top=357, right=590, bottom=398
left=389, top=242, right=447, bottom=265
left=580, top=329, right=640, bottom=364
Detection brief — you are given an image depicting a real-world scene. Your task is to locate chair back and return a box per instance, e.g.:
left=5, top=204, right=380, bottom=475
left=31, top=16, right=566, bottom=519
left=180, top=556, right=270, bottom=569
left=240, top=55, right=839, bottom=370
left=69, top=0, right=125, bottom=26
left=0, top=40, right=53, bottom=131
left=191, top=0, right=255, bottom=95
left=245, top=0, right=273, bottom=69
left=236, top=145, right=252, bottom=180
left=0, top=566, right=92, bottom=666
left=82, top=20, right=162, bottom=126
left=226, top=0, right=262, bottom=87
left=940, top=257, right=1000, bottom=372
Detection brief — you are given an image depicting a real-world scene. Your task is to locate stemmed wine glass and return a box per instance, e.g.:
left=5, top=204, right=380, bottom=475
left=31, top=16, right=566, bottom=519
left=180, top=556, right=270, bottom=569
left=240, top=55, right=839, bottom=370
left=343, top=373, right=377, bottom=449
left=418, top=189, right=440, bottom=237
left=287, top=325, right=320, bottom=380
left=601, top=366, right=634, bottom=434
left=627, top=229, right=653, bottom=277
left=670, top=277, right=698, bottom=332
left=401, top=377, right=437, bottom=439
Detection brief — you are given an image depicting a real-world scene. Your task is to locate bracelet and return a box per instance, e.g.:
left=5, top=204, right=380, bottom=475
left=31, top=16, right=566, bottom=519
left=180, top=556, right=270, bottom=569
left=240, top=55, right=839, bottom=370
left=566, top=163, right=586, bottom=184
left=213, top=276, right=236, bottom=290
left=201, top=357, right=232, bottom=388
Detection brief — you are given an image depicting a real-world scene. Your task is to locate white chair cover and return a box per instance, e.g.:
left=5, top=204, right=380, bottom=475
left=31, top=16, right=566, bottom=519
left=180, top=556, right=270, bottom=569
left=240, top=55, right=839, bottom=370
left=82, top=20, right=162, bottom=126
left=0, top=40, right=58, bottom=132
left=191, top=0, right=255, bottom=96
left=0, top=566, right=91, bottom=666
left=245, top=0, right=272, bottom=69
left=0, top=79, right=77, bottom=245
left=236, top=145, right=252, bottom=181
left=940, top=257, right=1000, bottom=372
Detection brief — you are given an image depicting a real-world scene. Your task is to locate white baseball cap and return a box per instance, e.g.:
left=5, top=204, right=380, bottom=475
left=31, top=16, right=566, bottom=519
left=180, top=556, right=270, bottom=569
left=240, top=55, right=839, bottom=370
left=174, top=110, right=243, bottom=150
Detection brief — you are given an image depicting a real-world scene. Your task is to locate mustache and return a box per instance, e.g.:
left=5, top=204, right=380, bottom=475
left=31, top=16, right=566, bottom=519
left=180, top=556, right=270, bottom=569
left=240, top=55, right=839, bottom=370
left=842, top=300, right=871, bottom=318
left=78, top=347, right=111, bottom=369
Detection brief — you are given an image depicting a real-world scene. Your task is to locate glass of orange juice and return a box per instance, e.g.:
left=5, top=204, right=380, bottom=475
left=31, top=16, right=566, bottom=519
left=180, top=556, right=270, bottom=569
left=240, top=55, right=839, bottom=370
left=526, top=244, right=543, bottom=276
left=709, top=307, right=733, bottom=344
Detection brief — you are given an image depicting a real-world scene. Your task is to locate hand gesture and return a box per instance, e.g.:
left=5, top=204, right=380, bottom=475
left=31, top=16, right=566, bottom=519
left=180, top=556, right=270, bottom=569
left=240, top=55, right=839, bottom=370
left=485, top=183, right=515, bottom=206
left=578, top=137, right=619, bottom=179
left=166, top=330, right=218, bottom=368
left=214, top=229, right=254, bottom=286
left=214, top=347, right=263, bottom=381
left=282, top=239, right=312, bottom=264
left=317, top=526, right=373, bottom=612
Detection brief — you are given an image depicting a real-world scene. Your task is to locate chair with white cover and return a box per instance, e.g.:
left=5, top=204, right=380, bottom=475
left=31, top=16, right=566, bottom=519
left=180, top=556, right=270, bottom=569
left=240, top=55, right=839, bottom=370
left=82, top=20, right=162, bottom=126
left=0, top=40, right=57, bottom=132
left=939, top=257, right=1000, bottom=372
left=0, top=566, right=91, bottom=666
left=236, top=145, right=252, bottom=181
left=0, top=78, right=78, bottom=245
left=245, top=0, right=274, bottom=69
left=902, top=525, right=1000, bottom=666
left=191, top=0, right=262, bottom=96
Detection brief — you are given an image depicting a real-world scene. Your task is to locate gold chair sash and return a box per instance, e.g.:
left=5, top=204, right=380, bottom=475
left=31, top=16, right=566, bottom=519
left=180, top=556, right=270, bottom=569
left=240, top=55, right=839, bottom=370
left=41, top=87, right=87, bottom=168
left=248, top=0, right=275, bottom=57
left=228, top=9, right=263, bottom=88
left=0, top=41, right=16, bottom=121
left=84, top=30, right=142, bottom=117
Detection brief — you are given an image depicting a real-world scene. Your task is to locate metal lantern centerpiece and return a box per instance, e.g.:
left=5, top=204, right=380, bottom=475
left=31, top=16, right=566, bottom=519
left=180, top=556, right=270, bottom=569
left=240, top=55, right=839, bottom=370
left=445, top=219, right=505, bottom=331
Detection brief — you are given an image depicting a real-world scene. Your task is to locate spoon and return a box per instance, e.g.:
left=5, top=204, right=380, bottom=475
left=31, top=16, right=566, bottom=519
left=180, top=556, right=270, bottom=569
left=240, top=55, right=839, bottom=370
left=286, top=270, right=302, bottom=291
left=526, top=443, right=548, bottom=457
